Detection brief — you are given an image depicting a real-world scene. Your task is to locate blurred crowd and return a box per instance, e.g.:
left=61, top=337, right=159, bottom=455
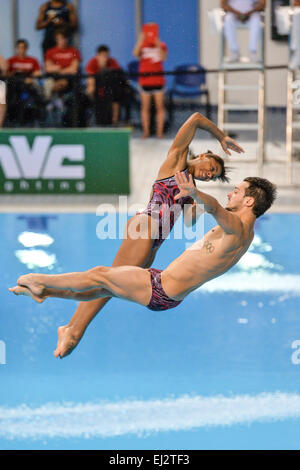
left=0, top=0, right=299, bottom=137
left=0, top=0, right=135, bottom=130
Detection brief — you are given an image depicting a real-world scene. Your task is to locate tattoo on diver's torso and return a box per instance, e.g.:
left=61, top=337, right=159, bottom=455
left=204, top=240, right=215, bottom=254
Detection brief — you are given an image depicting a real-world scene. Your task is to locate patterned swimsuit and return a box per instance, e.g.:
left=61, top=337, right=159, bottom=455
left=142, top=168, right=194, bottom=250
left=146, top=268, right=182, bottom=311
left=142, top=168, right=194, bottom=311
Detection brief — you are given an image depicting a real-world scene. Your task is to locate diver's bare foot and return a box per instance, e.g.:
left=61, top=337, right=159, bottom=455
left=9, top=285, right=45, bottom=303
left=17, top=274, right=45, bottom=297
left=54, top=325, right=82, bottom=359
left=142, top=132, right=150, bottom=139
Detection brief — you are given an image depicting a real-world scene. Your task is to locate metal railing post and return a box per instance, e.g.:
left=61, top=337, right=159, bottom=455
left=286, top=69, right=294, bottom=185
left=257, top=70, right=266, bottom=176
left=11, top=0, right=18, bottom=47
left=135, top=0, right=143, bottom=38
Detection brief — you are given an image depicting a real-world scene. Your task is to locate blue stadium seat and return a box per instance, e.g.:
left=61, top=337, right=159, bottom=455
left=127, top=60, right=140, bottom=87
left=168, top=64, right=211, bottom=124
left=126, top=60, right=141, bottom=127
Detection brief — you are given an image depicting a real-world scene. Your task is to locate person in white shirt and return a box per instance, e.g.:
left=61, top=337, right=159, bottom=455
left=290, top=0, right=300, bottom=70
left=0, top=53, right=7, bottom=127
left=221, top=0, right=266, bottom=63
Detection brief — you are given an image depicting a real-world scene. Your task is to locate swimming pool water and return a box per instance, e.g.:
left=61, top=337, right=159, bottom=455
left=0, top=212, right=300, bottom=450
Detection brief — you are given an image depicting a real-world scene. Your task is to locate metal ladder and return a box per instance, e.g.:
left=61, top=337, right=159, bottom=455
left=286, top=5, right=300, bottom=185
left=217, top=11, right=266, bottom=175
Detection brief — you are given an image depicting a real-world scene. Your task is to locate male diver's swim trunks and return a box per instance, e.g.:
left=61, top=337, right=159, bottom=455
left=146, top=268, right=182, bottom=311
left=142, top=168, right=194, bottom=250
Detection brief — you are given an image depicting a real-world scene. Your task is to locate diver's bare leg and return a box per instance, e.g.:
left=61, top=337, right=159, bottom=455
left=12, top=265, right=152, bottom=306
left=54, top=251, right=157, bottom=358
left=55, top=214, right=157, bottom=357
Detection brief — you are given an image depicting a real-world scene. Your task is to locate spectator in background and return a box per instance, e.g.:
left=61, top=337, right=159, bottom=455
left=44, top=29, right=84, bottom=126
left=8, top=39, right=41, bottom=78
left=0, top=54, right=7, bottom=127
left=45, top=29, right=80, bottom=99
left=290, top=0, right=300, bottom=70
left=86, top=45, right=122, bottom=125
left=36, top=0, right=77, bottom=55
left=7, top=40, right=43, bottom=126
left=221, top=0, right=266, bottom=63
left=133, top=25, right=168, bottom=139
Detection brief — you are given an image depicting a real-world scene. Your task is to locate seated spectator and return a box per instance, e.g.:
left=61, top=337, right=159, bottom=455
left=86, top=45, right=126, bottom=125
left=221, top=0, right=266, bottom=63
left=7, top=40, right=43, bottom=126
left=45, top=29, right=89, bottom=127
left=36, top=0, right=77, bottom=55
left=290, top=0, right=300, bottom=70
left=8, top=39, right=41, bottom=78
left=45, top=28, right=80, bottom=98
left=0, top=53, right=7, bottom=127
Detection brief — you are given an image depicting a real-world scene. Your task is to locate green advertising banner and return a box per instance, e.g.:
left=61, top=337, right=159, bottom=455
left=0, top=129, right=130, bottom=194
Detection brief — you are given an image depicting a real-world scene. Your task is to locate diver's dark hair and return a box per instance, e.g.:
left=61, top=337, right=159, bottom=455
left=243, top=177, right=277, bottom=218
left=188, top=148, right=230, bottom=183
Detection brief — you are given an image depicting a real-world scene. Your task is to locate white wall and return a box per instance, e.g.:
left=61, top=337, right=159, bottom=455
left=200, top=0, right=290, bottom=107
left=4, top=0, right=135, bottom=69
left=0, top=0, right=14, bottom=58
left=17, top=0, right=45, bottom=64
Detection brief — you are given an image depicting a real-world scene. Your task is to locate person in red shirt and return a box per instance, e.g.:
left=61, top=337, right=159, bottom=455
left=133, top=26, right=168, bottom=139
left=8, top=39, right=41, bottom=80
left=45, top=28, right=80, bottom=96
left=7, top=40, right=43, bottom=125
left=85, top=45, right=122, bottom=125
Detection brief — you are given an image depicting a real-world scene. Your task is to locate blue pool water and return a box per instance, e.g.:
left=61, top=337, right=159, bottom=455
left=0, top=212, right=300, bottom=450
